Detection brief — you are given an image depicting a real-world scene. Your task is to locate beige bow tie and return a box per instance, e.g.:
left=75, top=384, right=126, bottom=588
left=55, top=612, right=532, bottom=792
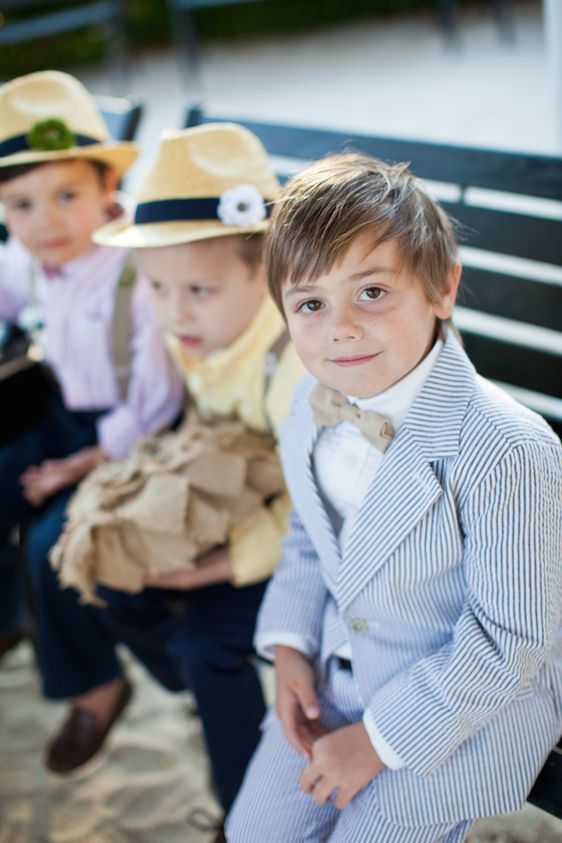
left=309, top=383, right=394, bottom=453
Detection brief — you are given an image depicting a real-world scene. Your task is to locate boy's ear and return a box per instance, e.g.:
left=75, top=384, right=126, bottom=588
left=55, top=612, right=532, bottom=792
left=436, top=261, right=461, bottom=319
left=102, top=167, right=120, bottom=197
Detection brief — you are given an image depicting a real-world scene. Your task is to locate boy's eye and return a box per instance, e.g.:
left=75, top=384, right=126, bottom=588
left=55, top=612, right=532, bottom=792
left=9, top=199, right=31, bottom=212
left=150, top=280, right=167, bottom=296
left=297, top=299, right=323, bottom=313
left=58, top=191, right=77, bottom=203
left=190, top=285, right=214, bottom=297
left=359, top=286, right=385, bottom=301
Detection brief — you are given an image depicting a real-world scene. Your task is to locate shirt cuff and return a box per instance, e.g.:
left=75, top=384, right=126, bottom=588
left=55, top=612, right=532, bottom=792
left=363, top=709, right=405, bottom=771
left=97, top=405, right=143, bottom=459
left=257, top=633, right=315, bottom=663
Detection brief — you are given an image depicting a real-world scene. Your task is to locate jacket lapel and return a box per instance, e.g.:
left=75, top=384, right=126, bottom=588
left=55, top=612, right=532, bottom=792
left=337, top=334, right=476, bottom=610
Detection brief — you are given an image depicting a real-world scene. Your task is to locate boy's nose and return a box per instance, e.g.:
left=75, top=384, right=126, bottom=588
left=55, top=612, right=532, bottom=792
left=38, top=204, right=62, bottom=229
left=174, top=295, right=194, bottom=323
left=329, top=310, right=362, bottom=343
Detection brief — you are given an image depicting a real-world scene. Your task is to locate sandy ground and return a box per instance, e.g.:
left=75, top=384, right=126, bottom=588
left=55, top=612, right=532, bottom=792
left=1, top=642, right=561, bottom=843
left=1, top=643, right=219, bottom=843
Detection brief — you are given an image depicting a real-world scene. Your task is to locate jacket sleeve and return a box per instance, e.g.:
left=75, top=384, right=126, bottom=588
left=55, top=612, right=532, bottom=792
left=254, top=507, right=329, bottom=659
left=97, top=272, right=185, bottom=458
left=364, top=440, right=562, bottom=776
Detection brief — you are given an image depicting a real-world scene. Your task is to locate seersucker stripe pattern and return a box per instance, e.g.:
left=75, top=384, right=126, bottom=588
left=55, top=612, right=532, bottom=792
left=228, top=662, right=474, bottom=841
left=250, top=331, right=562, bottom=832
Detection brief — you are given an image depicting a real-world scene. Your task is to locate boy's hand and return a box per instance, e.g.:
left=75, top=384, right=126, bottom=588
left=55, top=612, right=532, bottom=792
left=20, top=446, right=106, bottom=506
left=275, top=645, right=327, bottom=758
left=144, top=545, right=233, bottom=590
left=299, top=722, right=384, bottom=809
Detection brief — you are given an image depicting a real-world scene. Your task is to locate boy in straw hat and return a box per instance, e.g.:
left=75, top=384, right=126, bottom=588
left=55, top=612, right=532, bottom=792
left=89, top=123, right=304, bottom=831
left=0, top=71, right=183, bottom=773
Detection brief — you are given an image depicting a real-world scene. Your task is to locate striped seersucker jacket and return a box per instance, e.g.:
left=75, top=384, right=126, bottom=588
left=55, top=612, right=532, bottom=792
left=256, top=330, right=562, bottom=826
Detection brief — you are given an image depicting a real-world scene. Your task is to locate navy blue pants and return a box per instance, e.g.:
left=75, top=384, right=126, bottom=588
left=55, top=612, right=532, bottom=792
left=99, top=580, right=268, bottom=813
left=0, top=534, right=26, bottom=637
left=0, top=391, right=122, bottom=698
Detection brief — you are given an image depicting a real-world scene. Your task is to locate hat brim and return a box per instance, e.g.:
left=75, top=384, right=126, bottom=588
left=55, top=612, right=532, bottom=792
left=93, top=216, right=269, bottom=249
left=0, top=141, right=138, bottom=179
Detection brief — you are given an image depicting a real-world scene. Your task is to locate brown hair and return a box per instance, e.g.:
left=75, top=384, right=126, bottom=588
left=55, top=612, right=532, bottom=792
left=266, top=152, right=458, bottom=311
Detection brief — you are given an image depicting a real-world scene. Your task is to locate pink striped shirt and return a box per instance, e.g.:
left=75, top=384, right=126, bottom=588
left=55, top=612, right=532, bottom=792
left=0, top=236, right=184, bottom=458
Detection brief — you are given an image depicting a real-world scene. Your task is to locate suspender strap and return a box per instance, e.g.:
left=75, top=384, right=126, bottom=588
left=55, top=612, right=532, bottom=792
left=262, top=328, right=291, bottom=435
left=111, top=259, right=137, bottom=402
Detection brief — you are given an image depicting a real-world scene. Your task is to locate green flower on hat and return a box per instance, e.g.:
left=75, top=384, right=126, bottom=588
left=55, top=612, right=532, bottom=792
left=26, top=118, right=76, bottom=152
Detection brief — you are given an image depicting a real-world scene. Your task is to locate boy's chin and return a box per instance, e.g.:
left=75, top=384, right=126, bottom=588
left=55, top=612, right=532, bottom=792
left=321, top=375, right=384, bottom=400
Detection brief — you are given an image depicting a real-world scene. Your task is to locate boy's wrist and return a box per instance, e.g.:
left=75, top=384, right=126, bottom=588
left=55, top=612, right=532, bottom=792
left=275, top=643, right=309, bottom=661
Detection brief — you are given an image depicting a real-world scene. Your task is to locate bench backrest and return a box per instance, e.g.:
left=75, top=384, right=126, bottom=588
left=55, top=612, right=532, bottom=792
left=0, top=1, right=123, bottom=47
left=186, top=106, right=562, bottom=440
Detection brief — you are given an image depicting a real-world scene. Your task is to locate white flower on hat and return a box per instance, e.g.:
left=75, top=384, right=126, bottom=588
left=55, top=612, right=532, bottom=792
left=217, top=184, right=266, bottom=227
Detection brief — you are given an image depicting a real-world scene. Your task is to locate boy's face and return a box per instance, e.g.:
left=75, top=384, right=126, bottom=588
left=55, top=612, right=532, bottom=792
left=0, top=159, right=116, bottom=268
left=141, top=237, right=266, bottom=358
left=282, top=233, right=459, bottom=399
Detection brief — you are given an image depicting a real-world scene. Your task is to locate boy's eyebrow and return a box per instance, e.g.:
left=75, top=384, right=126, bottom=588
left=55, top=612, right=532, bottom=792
left=349, top=266, right=396, bottom=280
left=284, top=265, right=395, bottom=297
left=2, top=178, right=84, bottom=200
left=54, top=179, right=85, bottom=190
left=284, top=284, right=317, bottom=298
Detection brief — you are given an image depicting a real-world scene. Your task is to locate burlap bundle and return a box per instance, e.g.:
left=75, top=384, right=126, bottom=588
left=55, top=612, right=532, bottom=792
left=50, top=412, right=285, bottom=604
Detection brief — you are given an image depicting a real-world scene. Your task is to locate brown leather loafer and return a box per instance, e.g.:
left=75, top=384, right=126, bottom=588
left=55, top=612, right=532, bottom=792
left=45, top=678, right=132, bottom=774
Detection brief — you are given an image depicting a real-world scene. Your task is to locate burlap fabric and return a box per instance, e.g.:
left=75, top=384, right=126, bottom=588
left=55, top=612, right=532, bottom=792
left=50, top=412, right=285, bottom=604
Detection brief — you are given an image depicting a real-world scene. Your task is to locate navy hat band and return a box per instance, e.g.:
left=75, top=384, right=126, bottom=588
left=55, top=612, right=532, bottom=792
left=134, top=196, right=273, bottom=225
left=0, top=132, right=99, bottom=159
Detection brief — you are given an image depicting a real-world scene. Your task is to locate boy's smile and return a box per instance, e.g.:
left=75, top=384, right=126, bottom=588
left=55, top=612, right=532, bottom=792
left=282, top=233, right=459, bottom=399
left=141, top=237, right=266, bottom=358
left=0, top=160, right=116, bottom=269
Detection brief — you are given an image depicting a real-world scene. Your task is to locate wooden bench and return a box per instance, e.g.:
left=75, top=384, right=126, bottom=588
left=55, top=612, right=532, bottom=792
left=185, top=104, right=562, bottom=819
left=0, top=0, right=129, bottom=90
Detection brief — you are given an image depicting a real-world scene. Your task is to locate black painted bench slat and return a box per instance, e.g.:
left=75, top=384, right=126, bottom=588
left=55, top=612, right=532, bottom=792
left=0, top=2, right=121, bottom=46
left=459, top=267, right=560, bottom=332
left=440, top=202, right=562, bottom=266
left=188, top=118, right=562, bottom=200
left=185, top=105, right=562, bottom=820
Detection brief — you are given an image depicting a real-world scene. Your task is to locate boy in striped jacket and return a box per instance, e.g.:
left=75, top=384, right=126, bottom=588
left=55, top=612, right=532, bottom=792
left=227, top=153, right=562, bottom=843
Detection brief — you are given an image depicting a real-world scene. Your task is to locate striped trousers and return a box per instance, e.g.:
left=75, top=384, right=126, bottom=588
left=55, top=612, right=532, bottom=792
left=227, top=660, right=474, bottom=843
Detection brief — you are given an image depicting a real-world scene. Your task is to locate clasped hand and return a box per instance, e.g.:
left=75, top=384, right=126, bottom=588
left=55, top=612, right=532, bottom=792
left=20, top=445, right=106, bottom=506
left=275, top=645, right=384, bottom=809
left=143, top=545, right=233, bottom=590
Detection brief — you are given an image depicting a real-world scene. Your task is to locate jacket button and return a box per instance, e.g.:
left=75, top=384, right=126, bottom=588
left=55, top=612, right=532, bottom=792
left=350, top=618, right=368, bottom=634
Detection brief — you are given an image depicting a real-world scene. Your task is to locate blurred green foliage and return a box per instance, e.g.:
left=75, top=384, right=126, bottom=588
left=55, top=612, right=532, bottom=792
left=0, top=0, right=491, bottom=78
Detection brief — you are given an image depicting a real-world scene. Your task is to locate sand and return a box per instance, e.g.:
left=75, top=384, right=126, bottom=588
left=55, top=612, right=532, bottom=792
left=1, top=642, right=561, bottom=843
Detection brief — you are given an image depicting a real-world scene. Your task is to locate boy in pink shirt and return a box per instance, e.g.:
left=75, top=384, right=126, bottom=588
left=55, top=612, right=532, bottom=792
left=0, top=71, right=182, bottom=772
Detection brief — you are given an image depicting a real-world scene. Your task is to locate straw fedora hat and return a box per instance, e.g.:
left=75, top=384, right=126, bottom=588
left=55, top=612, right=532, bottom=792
left=93, top=123, right=280, bottom=248
left=0, top=70, right=137, bottom=178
